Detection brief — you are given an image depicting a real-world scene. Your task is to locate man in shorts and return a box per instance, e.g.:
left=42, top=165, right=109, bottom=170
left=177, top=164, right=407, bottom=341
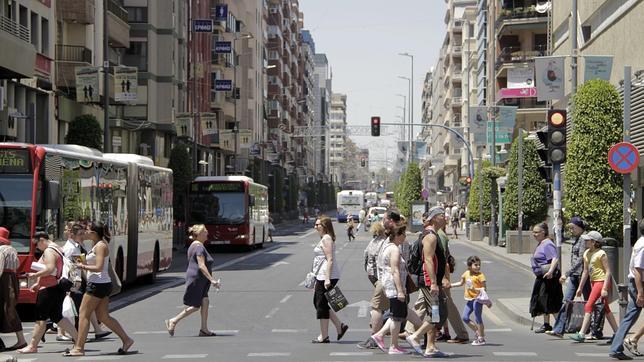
left=405, top=207, right=449, bottom=357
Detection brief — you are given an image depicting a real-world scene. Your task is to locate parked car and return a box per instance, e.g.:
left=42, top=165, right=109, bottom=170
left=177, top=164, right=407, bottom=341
left=365, top=206, right=387, bottom=230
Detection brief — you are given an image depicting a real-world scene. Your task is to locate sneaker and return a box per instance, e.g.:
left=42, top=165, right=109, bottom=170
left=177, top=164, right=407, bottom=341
left=388, top=346, right=408, bottom=355
left=56, top=336, right=72, bottom=342
left=534, top=324, right=552, bottom=333
left=436, top=333, right=451, bottom=342
left=609, top=352, right=634, bottom=360
left=447, top=337, right=469, bottom=344
left=405, top=335, right=423, bottom=355
left=423, top=350, right=448, bottom=358
left=370, top=334, right=386, bottom=352
left=624, top=338, right=644, bottom=357
left=471, top=337, right=486, bottom=346
left=357, top=338, right=377, bottom=349
left=585, top=334, right=598, bottom=340
left=569, top=332, right=585, bottom=342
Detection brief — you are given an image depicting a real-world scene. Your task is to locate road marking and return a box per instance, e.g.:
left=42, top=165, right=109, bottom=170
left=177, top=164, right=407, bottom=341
left=485, top=328, right=513, bottom=332
left=483, top=307, right=505, bottom=326
left=493, top=352, right=537, bottom=356
left=265, top=307, right=279, bottom=318
left=299, top=229, right=318, bottom=239
left=271, top=329, right=307, bottom=333
left=329, top=352, right=374, bottom=356
left=162, top=354, right=208, bottom=359
left=346, top=328, right=373, bottom=332
left=247, top=352, right=291, bottom=357
left=134, top=330, right=169, bottom=334
left=347, top=300, right=371, bottom=318
left=280, top=294, right=292, bottom=303
left=176, top=305, right=213, bottom=309
left=270, top=261, right=289, bottom=267
left=576, top=353, right=609, bottom=357
left=213, top=244, right=280, bottom=271
left=78, top=357, right=124, bottom=361
left=298, top=280, right=306, bottom=287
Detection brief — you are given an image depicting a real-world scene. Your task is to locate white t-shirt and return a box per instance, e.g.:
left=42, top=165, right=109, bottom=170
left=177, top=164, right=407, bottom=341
left=629, top=236, right=644, bottom=280
left=313, top=234, right=340, bottom=280
left=63, top=239, right=82, bottom=258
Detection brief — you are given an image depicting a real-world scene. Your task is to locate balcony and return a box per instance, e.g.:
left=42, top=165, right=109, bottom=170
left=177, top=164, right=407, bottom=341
left=497, top=97, right=547, bottom=112
left=107, top=0, right=130, bottom=48
left=55, top=45, right=92, bottom=88
left=495, top=45, right=547, bottom=71
left=496, top=7, right=548, bottom=35
left=57, top=0, right=95, bottom=24
left=0, top=15, right=35, bottom=79
left=34, top=53, right=52, bottom=78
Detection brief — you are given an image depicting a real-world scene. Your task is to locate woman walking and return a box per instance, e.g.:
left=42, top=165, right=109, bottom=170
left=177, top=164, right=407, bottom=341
left=347, top=217, right=356, bottom=242
left=165, top=224, right=220, bottom=337
left=569, top=231, right=619, bottom=342
left=0, top=227, right=27, bottom=351
left=529, top=222, right=563, bottom=333
left=311, top=216, right=349, bottom=343
left=62, top=222, right=133, bottom=357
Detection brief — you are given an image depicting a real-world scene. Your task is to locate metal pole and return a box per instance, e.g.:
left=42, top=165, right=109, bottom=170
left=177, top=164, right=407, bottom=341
left=553, top=162, right=562, bottom=259
left=518, top=129, right=524, bottom=254
left=624, top=66, right=632, bottom=282
left=233, top=37, right=238, bottom=174
left=103, top=0, right=110, bottom=153
left=490, top=107, right=497, bottom=246
left=571, top=0, right=578, bottom=95
left=189, top=2, right=197, bottom=171
left=410, top=55, right=414, bottom=164
left=479, top=147, right=483, bottom=237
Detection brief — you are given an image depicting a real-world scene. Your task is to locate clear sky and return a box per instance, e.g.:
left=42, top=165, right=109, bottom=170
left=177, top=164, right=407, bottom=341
left=299, top=0, right=447, bottom=170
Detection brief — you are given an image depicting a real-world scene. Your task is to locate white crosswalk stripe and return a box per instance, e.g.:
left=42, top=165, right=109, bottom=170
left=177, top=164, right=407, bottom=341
left=162, top=354, right=208, bottom=359
left=493, top=351, right=538, bottom=356
left=247, top=352, right=291, bottom=357
left=329, top=352, right=374, bottom=356
left=78, top=357, right=125, bottom=361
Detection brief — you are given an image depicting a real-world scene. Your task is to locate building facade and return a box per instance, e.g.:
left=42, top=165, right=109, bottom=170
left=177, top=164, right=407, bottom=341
left=329, top=92, right=346, bottom=185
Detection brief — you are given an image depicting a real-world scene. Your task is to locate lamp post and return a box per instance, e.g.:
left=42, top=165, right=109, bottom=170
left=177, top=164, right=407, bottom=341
left=396, top=93, right=406, bottom=141
left=231, top=32, right=253, bottom=174
left=397, top=76, right=411, bottom=164
left=399, top=52, right=414, bottom=163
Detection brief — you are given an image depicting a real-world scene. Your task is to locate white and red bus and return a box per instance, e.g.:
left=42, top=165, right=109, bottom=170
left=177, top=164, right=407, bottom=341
left=188, top=176, right=269, bottom=249
left=0, top=143, right=173, bottom=304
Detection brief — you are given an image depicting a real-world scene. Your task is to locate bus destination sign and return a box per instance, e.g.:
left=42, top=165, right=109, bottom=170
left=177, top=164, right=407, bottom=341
left=192, top=182, right=244, bottom=192
left=0, top=149, right=30, bottom=173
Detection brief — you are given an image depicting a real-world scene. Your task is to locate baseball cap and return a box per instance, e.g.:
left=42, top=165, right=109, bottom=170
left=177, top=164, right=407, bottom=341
left=423, top=206, right=445, bottom=223
left=581, top=230, right=603, bottom=242
left=568, top=216, right=586, bottom=230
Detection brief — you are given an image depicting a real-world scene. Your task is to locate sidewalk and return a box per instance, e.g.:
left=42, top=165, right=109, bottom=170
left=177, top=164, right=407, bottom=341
left=454, top=229, right=643, bottom=337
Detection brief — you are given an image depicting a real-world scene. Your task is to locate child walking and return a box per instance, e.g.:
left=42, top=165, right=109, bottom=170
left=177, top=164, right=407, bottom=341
left=451, top=255, right=487, bottom=346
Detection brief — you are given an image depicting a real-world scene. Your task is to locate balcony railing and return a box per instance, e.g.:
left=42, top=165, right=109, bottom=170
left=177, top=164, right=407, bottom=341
left=0, top=15, right=30, bottom=43
left=56, top=45, right=92, bottom=63
left=107, top=0, right=128, bottom=24
left=495, top=45, right=547, bottom=70
left=496, top=7, right=547, bottom=29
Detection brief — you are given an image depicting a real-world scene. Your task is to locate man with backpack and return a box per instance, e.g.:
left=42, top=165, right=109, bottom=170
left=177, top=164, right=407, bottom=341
left=405, top=206, right=450, bottom=357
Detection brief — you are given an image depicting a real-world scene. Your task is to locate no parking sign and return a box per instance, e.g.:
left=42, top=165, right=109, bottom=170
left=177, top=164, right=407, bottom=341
left=608, top=142, right=640, bottom=174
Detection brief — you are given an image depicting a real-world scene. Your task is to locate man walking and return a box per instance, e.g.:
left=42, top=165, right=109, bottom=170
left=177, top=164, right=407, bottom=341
left=405, top=206, right=450, bottom=357
left=437, top=222, right=468, bottom=343
left=609, top=220, right=644, bottom=360
left=546, top=216, right=590, bottom=337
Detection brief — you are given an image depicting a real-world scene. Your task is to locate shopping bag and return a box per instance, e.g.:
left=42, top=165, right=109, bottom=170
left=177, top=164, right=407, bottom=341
left=563, top=300, right=585, bottom=334
left=62, top=295, right=78, bottom=320
left=325, top=285, right=349, bottom=312
left=590, top=299, right=606, bottom=338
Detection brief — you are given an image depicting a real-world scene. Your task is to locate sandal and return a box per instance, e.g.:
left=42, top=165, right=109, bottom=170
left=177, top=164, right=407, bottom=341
left=117, top=339, right=135, bottom=355
left=17, top=345, right=38, bottom=354
left=94, top=331, right=112, bottom=340
left=199, top=329, right=217, bottom=337
left=5, top=342, right=27, bottom=351
left=337, top=323, right=349, bottom=341
left=62, top=348, right=85, bottom=357
left=165, top=319, right=175, bottom=337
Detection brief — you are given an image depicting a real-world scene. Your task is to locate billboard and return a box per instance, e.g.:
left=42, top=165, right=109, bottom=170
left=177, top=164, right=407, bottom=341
left=75, top=66, right=100, bottom=103
left=114, top=66, right=137, bottom=102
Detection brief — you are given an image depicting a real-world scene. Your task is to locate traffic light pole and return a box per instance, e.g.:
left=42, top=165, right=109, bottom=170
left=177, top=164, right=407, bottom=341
left=553, top=162, right=563, bottom=262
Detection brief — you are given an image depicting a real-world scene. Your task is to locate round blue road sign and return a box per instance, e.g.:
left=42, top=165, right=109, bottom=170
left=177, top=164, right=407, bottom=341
left=608, top=142, right=640, bottom=174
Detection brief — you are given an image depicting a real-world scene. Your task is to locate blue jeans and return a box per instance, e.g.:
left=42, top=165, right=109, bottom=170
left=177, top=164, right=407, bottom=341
left=610, top=279, right=642, bottom=354
left=552, top=275, right=589, bottom=334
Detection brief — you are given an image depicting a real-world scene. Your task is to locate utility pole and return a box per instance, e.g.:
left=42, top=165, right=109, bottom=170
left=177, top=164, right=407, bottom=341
left=189, top=1, right=197, bottom=172
left=518, top=129, right=524, bottom=253
left=487, top=0, right=497, bottom=246
left=103, top=0, right=110, bottom=153
left=622, top=66, right=633, bottom=321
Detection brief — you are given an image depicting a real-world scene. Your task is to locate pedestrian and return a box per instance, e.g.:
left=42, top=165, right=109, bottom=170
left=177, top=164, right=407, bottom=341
left=165, top=224, right=220, bottom=338
left=529, top=222, right=563, bottom=334
left=0, top=227, right=27, bottom=351
left=569, top=231, right=619, bottom=342
left=451, top=204, right=459, bottom=238
left=347, top=217, right=356, bottom=242
left=451, top=255, right=487, bottom=345
left=359, top=208, right=367, bottom=232
left=609, top=219, right=644, bottom=360
left=62, top=222, right=133, bottom=357
left=436, top=222, right=468, bottom=344
left=546, top=216, right=590, bottom=338
left=404, top=206, right=449, bottom=357
left=19, top=230, right=78, bottom=354
left=311, top=215, right=349, bottom=343
left=369, top=225, right=410, bottom=355
left=267, top=214, right=275, bottom=242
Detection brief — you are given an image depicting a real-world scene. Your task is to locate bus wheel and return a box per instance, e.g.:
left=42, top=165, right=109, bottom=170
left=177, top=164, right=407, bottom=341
left=115, top=249, right=125, bottom=285
left=145, top=244, right=159, bottom=284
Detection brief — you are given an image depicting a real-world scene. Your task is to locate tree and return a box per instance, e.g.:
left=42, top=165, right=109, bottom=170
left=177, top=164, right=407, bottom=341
left=395, top=163, right=422, bottom=217
left=503, top=134, right=548, bottom=230
left=65, top=114, right=103, bottom=151
left=167, top=144, right=193, bottom=222
left=467, top=161, right=505, bottom=222
left=564, top=79, right=623, bottom=239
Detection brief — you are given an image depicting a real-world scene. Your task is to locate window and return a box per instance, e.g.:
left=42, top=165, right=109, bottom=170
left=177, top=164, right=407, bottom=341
left=123, top=42, right=148, bottom=71
left=41, top=18, right=49, bottom=55
left=126, top=7, right=148, bottom=23
left=30, top=12, right=38, bottom=47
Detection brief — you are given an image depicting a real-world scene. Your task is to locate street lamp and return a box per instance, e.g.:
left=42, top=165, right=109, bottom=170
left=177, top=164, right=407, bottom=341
left=398, top=76, right=412, bottom=163
left=231, top=32, right=253, bottom=174
left=399, top=52, right=414, bottom=162
left=395, top=94, right=406, bottom=141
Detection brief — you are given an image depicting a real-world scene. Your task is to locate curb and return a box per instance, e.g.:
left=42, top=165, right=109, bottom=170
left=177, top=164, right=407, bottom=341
left=494, top=298, right=534, bottom=328
left=464, top=240, right=534, bottom=275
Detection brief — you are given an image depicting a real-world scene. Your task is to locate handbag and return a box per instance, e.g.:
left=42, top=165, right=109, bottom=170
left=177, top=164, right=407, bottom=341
left=62, top=295, right=78, bottom=320
left=324, top=284, right=349, bottom=312
left=563, top=300, right=585, bottom=333
left=475, top=289, right=493, bottom=308
left=304, top=260, right=324, bottom=289
left=108, top=259, right=122, bottom=296
left=405, top=274, right=419, bottom=294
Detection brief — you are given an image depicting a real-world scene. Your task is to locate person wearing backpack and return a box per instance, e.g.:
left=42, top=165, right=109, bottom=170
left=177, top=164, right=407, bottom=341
left=18, top=231, right=78, bottom=354
left=405, top=206, right=450, bottom=357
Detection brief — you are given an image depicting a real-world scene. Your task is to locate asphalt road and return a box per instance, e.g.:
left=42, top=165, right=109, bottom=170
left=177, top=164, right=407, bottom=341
left=0, top=220, right=632, bottom=361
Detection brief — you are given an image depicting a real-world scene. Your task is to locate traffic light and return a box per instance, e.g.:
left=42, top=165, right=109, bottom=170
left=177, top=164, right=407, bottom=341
left=547, top=109, right=567, bottom=164
left=465, top=176, right=472, bottom=185
left=370, top=116, right=380, bottom=136
left=361, top=158, right=366, bottom=167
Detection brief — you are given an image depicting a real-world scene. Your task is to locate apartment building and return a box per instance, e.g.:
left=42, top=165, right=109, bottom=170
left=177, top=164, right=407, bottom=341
left=0, top=0, right=54, bottom=143
left=329, top=93, right=346, bottom=185
left=299, top=29, right=316, bottom=184
left=312, top=52, right=331, bottom=182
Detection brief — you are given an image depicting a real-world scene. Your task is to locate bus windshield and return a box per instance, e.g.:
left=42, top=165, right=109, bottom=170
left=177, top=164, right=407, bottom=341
left=0, top=175, right=33, bottom=253
left=189, top=191, right=245, bottom=225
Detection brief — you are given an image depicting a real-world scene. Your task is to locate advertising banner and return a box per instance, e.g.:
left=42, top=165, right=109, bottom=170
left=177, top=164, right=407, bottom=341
left=584, top=55, right=613, bottom=82
left=496, top=106, right=517, bottom=129
left=507, top=65, right=535, bottom=89
left=238, top=129, right=252, bottom=148
left=200, top=112, right=218, bottom=136
left=219, top=130, right=235, bottom=152
left=175, top=113, right=193, bottom=138
left=75, top=66, right=100, bottom=103
left=535, top=56, right=565, bottom=101
left=469, top=106, right=488, bottom=145
left=415, top=141, right=427, bottom=161
left=114, top=66, right=137, bottom=102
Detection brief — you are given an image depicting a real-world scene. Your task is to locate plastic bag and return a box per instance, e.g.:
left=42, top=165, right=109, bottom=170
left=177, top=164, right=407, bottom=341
left=62, top=295, right=78, bottom=320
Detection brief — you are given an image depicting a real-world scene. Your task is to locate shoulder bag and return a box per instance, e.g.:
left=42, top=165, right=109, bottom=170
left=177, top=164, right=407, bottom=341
left=304, top=259, right=324, bottom=289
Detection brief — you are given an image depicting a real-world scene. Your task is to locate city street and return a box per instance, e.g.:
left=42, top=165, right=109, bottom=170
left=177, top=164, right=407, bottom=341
left=0, top=220, right=626, bottom=361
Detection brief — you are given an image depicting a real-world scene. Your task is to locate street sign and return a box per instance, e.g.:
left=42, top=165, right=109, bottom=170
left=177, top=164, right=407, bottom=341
left=214, top=80, right=233, bottom=91
left=608, top=142, right=640, bottom=174
left=214, top=5, right=228, bottom=20
left=193, top=19, right=213, bottom=32
left=214, top=41, right=232, bottom=54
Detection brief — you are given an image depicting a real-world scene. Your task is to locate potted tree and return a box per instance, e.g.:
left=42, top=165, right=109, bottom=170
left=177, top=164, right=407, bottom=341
left=467, top=161, right=504, bottom=241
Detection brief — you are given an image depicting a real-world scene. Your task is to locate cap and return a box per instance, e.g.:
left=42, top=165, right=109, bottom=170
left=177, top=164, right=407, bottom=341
left=581, top=230, right=603, bottom=242
left=568, top=216, right=586, bottom=230
left=423, top=206, right=445, bottom=223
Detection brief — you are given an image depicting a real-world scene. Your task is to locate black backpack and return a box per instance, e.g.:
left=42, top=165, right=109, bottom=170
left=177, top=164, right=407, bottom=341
left=408, top=229, right=431, bottom=276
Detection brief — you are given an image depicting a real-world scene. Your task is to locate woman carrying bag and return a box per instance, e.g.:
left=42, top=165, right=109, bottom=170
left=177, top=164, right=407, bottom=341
left=529, top=222, right=563, bottom=334
left=311, top=216, right=348, bottom=343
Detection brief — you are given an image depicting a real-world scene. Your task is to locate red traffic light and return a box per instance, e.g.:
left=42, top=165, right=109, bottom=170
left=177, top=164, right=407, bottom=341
left=371, top=116, right=381, bottom=136
left=548, top=109, right=566, bottom=128
left=466, top=176, right=472, bottom=184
